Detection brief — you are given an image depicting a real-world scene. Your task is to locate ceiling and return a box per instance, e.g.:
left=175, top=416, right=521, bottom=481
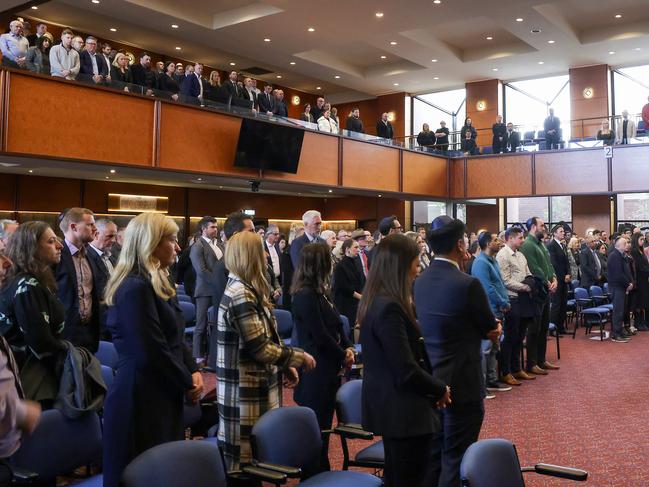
left=17, top=0, right=649, bottom=102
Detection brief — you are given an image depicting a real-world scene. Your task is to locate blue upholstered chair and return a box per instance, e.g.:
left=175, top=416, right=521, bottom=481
left=572, top=287, right=610, bottom=340
left=96, top=340, right=119, bottom=370
left=460, top=438, right=587, bottom=486
left=273, top=308, right=294, bottom=345
left=177, top=293, right=192, bottom=303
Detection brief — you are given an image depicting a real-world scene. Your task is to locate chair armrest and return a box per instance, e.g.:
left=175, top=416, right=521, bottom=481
left=531, top=463, right=588, bottom=481
left=240, top=465, right=288, bottom=484
left=334, top=424, right=374, bottom=440
left=11, top=466, right=39, bottom=482
left=252, top=461, right=301, bottom=478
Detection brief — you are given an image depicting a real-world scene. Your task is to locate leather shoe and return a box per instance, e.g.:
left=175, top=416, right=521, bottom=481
left=501, top=374, right=522, bottom=386
left=513, top=370, right=535, bottom=380
left=527, top=365, right=549, bottom=375
left=541, top=361, right=560, bottom=370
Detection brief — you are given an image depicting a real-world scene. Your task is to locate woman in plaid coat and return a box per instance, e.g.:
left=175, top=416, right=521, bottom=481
left=217, top=231, right=316, bottom=471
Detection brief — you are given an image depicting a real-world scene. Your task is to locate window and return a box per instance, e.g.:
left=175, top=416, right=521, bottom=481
left=412, top=88, right=466, bottom=140
left=455, top=203, right=466, bottom=223
left=506, top=196, right=572, bottom=229
left=505, top=74, right=571, bottom=140
left=613, top=65, right=649, bottom=118
left=413, top=201, right=447, bottom=226
left=617, top=193, right=649, bottom=230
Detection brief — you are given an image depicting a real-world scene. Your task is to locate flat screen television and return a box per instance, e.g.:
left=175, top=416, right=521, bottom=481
left=233, top=118, right=305, bottom=174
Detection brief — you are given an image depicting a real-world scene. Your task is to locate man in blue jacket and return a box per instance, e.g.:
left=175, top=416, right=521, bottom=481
left=471, top=231, right=512, bottom=394
left=607, top=236, right=634, bottom=342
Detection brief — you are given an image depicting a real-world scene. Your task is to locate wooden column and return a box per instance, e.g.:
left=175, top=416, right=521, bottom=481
left=569, top=65, right=609, bottom=139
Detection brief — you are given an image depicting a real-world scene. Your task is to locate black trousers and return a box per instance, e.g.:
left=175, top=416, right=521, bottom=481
left=500, top=300, right=531, bottom=375
left=383, top=434, right=435, bottom=487
left=526, top=295, right=550, bottom=369
left=427, top=401, right=485, bottom=487
left=550, top=281, right=568, bottom=332
left=546, top=134, right=560, bottom=149
left=0, top=460, right=11, bottom=487
left=611, top=286, right=626, bottom=337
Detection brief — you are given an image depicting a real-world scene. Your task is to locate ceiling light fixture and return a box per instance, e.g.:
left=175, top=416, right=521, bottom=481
left=110, top=169, right=116, bottom=174
left=390, top=41, right=397, bottom=45
left=433, top=76, right=439, bottom=80
left=531, top=28, right=542, bottom=34
left=105, top=176, right=110, bottom=179
left=171, top=24, right=179, bottom=29
left=264, top=38, right=271, bottom=42
left=615, top=14, right=622, bottom=19
left=91, top=0, right=100, bottom=3
left=538, top=61, right=544, bottom=64
left=175, top=46, right=181, bottom=50
left=492, top=68, right=498, bottom=71
left=229, top=62, right=236, bottom=66
left=431, top=59, right=438, bottom=62
left=486, top=36, right=493, bottom=40
left=28, top=169, right=33, bottom=173
left=109, top=28, right=117, bottom=32
left=375, top=12, right=384, bottom=17
left=548, top=40, right=555, bottom=44
left=516, top=18, right=523, bottom=22
left=393, top=83, right=399, bottom=86
left=31, top=5, right=38, bottom=9
left=328, top=189, right=333, bottom=193
left=197, top=178, right=203, bottom=181
left=380, top=55, right=387, bottom=59
left=634, top=47, right=642, bottom=51
left=316, top=86, right=321, bottom=90
left=307, top=27, right=315, bottom=32
left=276, top=75, right=282, bottom=78
left=609, top=51, right=615, bottom=55
left=433, top=0, right=441, bottom=4
left=290, top=61, right=296, bottom=65
left=334, top=75, right=340, bottom=79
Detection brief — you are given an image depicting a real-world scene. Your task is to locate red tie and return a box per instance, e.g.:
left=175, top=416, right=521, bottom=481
left=361, top=251, right=368, bottom=277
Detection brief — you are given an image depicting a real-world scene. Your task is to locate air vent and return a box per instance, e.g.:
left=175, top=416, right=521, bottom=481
left=241, top=66, right=274, bottom=76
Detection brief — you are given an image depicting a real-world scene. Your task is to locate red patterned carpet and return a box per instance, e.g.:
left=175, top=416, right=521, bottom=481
left=199, top=330, right=649, bottom=486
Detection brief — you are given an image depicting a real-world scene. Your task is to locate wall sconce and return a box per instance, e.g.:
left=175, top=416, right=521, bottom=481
left=582, top=87, right=594, bottom=99
left=291, top=95, right=301, bottom=106
left=476, top=100, right=487, bottom=111
left=387, top=111, right=396, bottom=122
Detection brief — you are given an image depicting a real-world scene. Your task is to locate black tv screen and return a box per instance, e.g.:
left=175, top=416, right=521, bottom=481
left=234, top=118, right=305, bottom=174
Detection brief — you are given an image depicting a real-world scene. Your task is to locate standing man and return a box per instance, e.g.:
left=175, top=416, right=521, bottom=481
left=608, top=236, right=634, bottom=342
left=87, top=218, right=118, bottom=340
left=415, top=216, right=500, bottom=487
left=546, top=224, right=571, bottom=335
left=345, top=108, right=364, bottom=134
left=190, top=216, right=223, bottom=366
left=311, top=97, right=326, bottom=122
left=579, top=235, right=602, bottom=289
left=520, top=217, right=559, bottom=375
left=471, top=232, right=512, bottom=394
left=258, top=84, right=275, bottom=115
left=352, top=229, right=370, bottom=281
left=616, top=110, right=637, bottom=145
left=55, top=208, right=100, bottom=352
left=376, top=112, right=394, bottom=140
left=290, top=210, right=323, bottom=268
left=496, top=226, right=536, bottom=385
left=492, top=115, right=507, bottom=154
left=264, top=224, right=281, bottom=286
left=642, top=96, right=649, bottom=131
left=503, top=122, right=521, bottom=153
left=0, top=20, right=29, bottom=69
left=543, top=107, right=561, bottom=150
left=79, top=36, right=109, bottom=85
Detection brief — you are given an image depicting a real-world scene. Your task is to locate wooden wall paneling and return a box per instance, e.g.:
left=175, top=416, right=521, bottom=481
left=6, top=74, right=155, bottom=166
left=335, top=92, right=406, bottom=139
left=0, top=174, right=17, bottom=210
left=535, top=149, right=608, bottom=195
left=465, top=154, right=532, bottom=198
left=449, top=158, right=465, bottom=199
left=402, top=151, right=448, bottom=197
left=571, top=195, right=611, bottom=237
left=83, top=180, right=186, bottom=215
left=342, top=139, right=399, bottom=192
left=569, top=65, right=609, bottom=139
left=264, top=131, right=338, bottom=187
left=466, top=203, right=500, bottom=233
left=465, top=79, right=500, bottom=148
left=611, top=145, right=649, bottom=192
left=17, top=175, right=81, bottom=212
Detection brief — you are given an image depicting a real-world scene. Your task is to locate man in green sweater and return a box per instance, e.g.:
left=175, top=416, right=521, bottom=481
left=520, top=217, right=560, bottom=375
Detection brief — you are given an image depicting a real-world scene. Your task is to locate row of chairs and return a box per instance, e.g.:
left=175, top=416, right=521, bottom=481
left=568, top=284, right=613, bottom=340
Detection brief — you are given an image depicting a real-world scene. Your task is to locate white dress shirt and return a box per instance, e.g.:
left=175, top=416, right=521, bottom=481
left=202, top=236, right=223, bottom=260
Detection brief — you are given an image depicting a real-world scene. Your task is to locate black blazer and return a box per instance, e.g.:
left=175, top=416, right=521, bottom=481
left=376, top=120, right=394, bottom=139
left=546, top=239, right=569, bottom=282
left=110, top=65, right=133, bottom=86
left=223, top=79, right=241, bottom=99
left=78, top=50, right=109, bottom=81
left=360, top=296, right=446, bottom=438
left=332, top=256, right=364, bottom=326
left=503, top=130, right=520, bottom=152
left=579, top=247, right=601, bottom=288
left=289, top=234, right=323, bottom=268
left=345, top=116, right=364, bottom=133
left=158, top=74, right=180, bottom=96
left=54, top=243, right=100, bottom=352
left=130, top=63, right=156, bottom=89
left=460, top=125, right=477, bottom=140
left=414, top=259, right=497, bottom=404
left=608, top=249, right=633, bottom=289
left=175, top=246, right=196, bottom=298
left=274, top=100, right=288, bottom=117
left=241, top=88, right=258, bottom=110
left=86, top=245, right=116, bottom=337
left=258, top=91, right=275, bottom=113
left=461, top=138, right=479, bottom=155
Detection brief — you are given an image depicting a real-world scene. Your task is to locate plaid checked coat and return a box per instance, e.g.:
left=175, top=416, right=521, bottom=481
left=217, top=274, right=305, bottom=471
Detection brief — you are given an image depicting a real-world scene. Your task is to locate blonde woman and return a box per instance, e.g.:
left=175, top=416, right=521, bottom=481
left=567, top=236, right=580, bottom=281
left=597, top=119, right=615, bottom=146
left=110, top=52, right=133, bottom=91
left=288, top=221, right=305, bottom=244
left=217, top=231, right=315, bottom=471
left=102, top=213, right=203, bottom=487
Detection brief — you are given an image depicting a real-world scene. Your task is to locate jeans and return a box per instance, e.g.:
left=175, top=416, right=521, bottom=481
left=481, top=340, right=499, bottom=384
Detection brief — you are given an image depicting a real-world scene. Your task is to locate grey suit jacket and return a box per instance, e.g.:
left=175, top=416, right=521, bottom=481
left=190, top=238, right=224, bottom=297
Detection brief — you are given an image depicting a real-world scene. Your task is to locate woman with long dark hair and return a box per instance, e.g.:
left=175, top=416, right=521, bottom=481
left=630, top=233, right=649, bottom=331
left=460, top=117, right=477, bottom=141
left=331, top=238, right=364, bottom=328
left=0, top=222, right=66, bottom=405
left=358, top=234, right=450, bottom=487
left=291, top=243, right=354, bottom=472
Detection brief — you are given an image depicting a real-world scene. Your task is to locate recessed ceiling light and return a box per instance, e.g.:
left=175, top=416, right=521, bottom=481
left=378, top=194, right=382, bottom=197
left=615, top=14, right=622, bottom=19
left=91, top=0, right=100, bottom=3
left=433, top=0, right=441, bottom=4
left=609, top=51, right=615, bottom=55
left=531, top=28, right=542, bottom=34
left=276, top=75, right=282, bottom=78
left=548, top=40, right=555, bottom=44
left=375, top=12, right=384, bottom=17
left=109, top=169, right=116, bottom=174
left=31, top=5, right=38, bottom=9
left=175, top=46, right=181, bottom=50
left=307, top=27, right=315, bottom=32
left=634, top=47, right=642, bottom=51
left=334, top=75, right=340, bottom=79
left=109, top=28, right=117, bottom=32
left=538, top=61, right=544, bottom=64
left=433, top=76, right=439, bottom=80
left=316, top=86, right=322, bottom=90
left=105, top=176, right=109, bottom=179
left=380, top=55, right=387, bottom=59
left=264, top=38, right=271, bottom=42
left=229, top=62, right=236, bottom=66
left=28, top=169, right=33, bottom=173
left=197, top=178, right=203, bottom=181
left=328, top=189, right=333, bottom=193
left=516, top=18, right=524, bottom=22
left=290, top=61, right=296, bottom=65
left=171, top=24, right=179, bottom=29
left=393, top=83, right=399, bottom=86
left=390, top=41, right=397, bottom=45
left=431, top=59, right=438, bottom=62
left=486, top=36, right=493, bottom=40
left=492, top=68, right=499, bottom=71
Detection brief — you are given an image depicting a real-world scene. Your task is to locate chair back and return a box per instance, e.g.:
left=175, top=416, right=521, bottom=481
left=122, top=440, right=226, bottom=487
left=177, top=294, right=192, bottom=303
left=179, top=301, right=196, bottom=325
left=177, top=284, right=186, bottom=294
left=101, top=365, right=115, bottom=391
left=11, top=410, right=102, bottom=480
left=482, top=146, right=493, bottom=155
left=340, top=314, right=351, bottom=340
left=573, top=287, right=590, bottom=300
left=96, top=340, right=118, bottom=369
left=589, top=285, right=604, bottom=297
left=523, top=131, right=535, bottom=140
left=603, top=282, right=609, bottom=294
left=460, top=439, right=524, bottom=487
left=336, top=379, right=363, bottom=424
left=273, top=309, right=293, bottom=338
left=571, top=279, right=580, bottom=289
left=251, top=406, right=321, bottom=470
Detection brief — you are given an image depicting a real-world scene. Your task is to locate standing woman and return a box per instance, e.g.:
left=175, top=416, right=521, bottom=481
left=460, top=117, right=477, bottom=141
left=102, top=213, right=203, bottom=487
left=278, top=234, right=293, bottom=310
left=332, top=238, right=364, bottom=328
left=358, top=234, right=450, bottom=487
left=0, top=222, right=67, bottom=405
left=217, top=231, right=315, bottom=471
left=158, top=61, right=181, bottom=101
left=567, top=236, right=580, bottom=283
left=292, top=243, right=355, bottom=472
left=630, top=233, right=649, bottom=331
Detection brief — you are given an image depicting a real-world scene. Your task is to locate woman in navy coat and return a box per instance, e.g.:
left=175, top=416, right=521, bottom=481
left=102, top=213, right=203, bottom=487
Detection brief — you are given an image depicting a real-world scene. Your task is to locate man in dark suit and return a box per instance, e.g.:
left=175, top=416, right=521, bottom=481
left=345, top=108, right=364, bottom=133
left=190, top=216, right=224, bottom=365
left=224, top=70, right=241, bottom=100
left=27, top=22, right=47, bottom=46
left=273, top=89, right=289, bottom=117
left=608, top=236, right=634, bottom=342
left=78, top=36, right=109, bottom=84
left=290, top=210, right=324, bottom=268
left=543, top=107, right=561, bottom=150
left=546, top=224, right=571, bottom=334
left=241, top=77, right=258, bottom=110
left=414, top=216, right=500, bottom=487
left=258, top=84, right=275, bottom=115
left=87, top=218, right=118, bottom=340
left=503, top=122, right=521, bottom=152
left=310, top=97, right=326, bottom=122
left=180, top=62, right=206, bottom=104
left=376, top=112, right=394, bottom=140
left=579, top=235, right=602, bottom=288
left=130, top=52, right=156, bottom=94
left=55, top=208, right=100, bottom=352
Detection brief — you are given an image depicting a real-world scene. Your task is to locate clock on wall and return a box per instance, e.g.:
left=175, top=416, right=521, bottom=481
left=292, top=95, right=301, bottom=106
left=582, top=87, right=594, bottom=99
left=476, top=100, right=487, bottom=111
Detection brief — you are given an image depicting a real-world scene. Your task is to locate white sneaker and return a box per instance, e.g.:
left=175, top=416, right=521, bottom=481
left=485, top=393, right=496, bottom=400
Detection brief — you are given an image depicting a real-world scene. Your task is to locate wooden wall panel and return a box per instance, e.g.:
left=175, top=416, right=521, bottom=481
left=569, top=65, right=609, bottom=138
left=466, top=79, right=500, bottom=148
left=450, top=158, right=465, bottom=199
left=611, top=145, right=649, bottom=192
left=535, top=150, right=608, bottom=195
left=402, top=151, right=447, bottom=197
left=17, top=175, right=81, bottom=212
left=6, top=74, right=154, bottom=166
left=0, top=174, right=16, bottom=210
left=342, top=139, right=399, bottom=192
left=572, top=195, right=611, bottom=236
left=324, top=196, right=405, bottom=229
left=264, top=132, right=338, bottom=186
left=335, top=92, right=406, bottom=139
left=83, top=180, right=186, bottom=215
left=466, top=203, right=500, bottom=233
left=466, top=155, right=532, bottom=198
